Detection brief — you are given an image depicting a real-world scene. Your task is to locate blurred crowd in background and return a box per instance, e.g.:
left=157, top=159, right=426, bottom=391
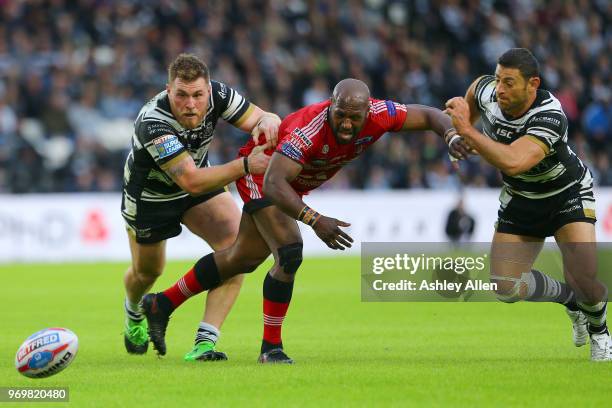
left=0, top=0, right=609, bottom=193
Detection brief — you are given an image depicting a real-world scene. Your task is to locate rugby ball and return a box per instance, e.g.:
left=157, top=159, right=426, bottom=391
left=15, top=328, right=78, bottom=378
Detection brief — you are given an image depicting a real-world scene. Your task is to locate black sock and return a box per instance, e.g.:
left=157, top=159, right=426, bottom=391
left=578, top=301, right=609, bottom=335
left=193, top=253, right=222, bottom=291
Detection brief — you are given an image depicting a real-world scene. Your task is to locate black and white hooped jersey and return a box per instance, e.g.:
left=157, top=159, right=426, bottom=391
left=122, top=81, right=252, bottom=212
left=474, top=75, right=591, bottom=199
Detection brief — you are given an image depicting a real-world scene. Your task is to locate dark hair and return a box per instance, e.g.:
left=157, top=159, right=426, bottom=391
left=498, top=48, right=540, bottom=79
left=168, top=53, right=210, bottom=83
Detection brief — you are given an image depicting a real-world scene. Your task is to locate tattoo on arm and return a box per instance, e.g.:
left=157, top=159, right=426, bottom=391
left=167, top=162, right=187, bottom=179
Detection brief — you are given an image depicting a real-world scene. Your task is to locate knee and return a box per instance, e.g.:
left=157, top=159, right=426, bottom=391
left=277, top=243, right=303, bottom=275
left=490, top=276, right=521, bottom=303
left=212, top=219, right=240, bottom=249
left=131, top=263, right=163, bottom=283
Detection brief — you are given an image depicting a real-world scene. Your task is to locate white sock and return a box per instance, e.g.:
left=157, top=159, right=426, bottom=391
left=195, top=322, right=220, bottom=345
left=125, top=298, right=143, bottom=321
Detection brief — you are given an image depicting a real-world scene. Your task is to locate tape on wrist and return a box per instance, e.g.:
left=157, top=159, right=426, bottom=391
left=447, top=134, right=461, bottom=147
left=298, top=205, right=321, bottom=227
left=444, top=128, right=458, bottom=144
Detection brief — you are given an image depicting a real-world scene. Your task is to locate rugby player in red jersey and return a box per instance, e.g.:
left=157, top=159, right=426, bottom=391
left=142, top=78, right=469, bottom=363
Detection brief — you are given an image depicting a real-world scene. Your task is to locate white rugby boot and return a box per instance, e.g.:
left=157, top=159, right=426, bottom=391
left=590, top=332, right=612, bottom=362
left=565, top=308, right=588, bottom=347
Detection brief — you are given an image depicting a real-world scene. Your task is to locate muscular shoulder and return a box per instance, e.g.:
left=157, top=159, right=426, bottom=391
left=209, top=80, right=253, bottom=124
left=276, top=101, right=330, bottom=163
left=368, top=98, right=407, bottom=131
left=524, top=91, right=568, bottom=147
left=526, top=104, right=567, bottom=135
left=474, top=75, right=496, bottom=110
left=209, top=80, right=231, bottom=106
left=134, top=92, right=179, bottom=143
left=136, top=120, right=178, bottom=142
left=280, top=100, right=330, bottom=137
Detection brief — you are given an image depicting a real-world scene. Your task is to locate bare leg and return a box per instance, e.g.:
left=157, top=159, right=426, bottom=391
left=123, top=230, right=167, bottom=353
left=124, top=230, right=166, bottom=305
left=490, top=232, right=543, bottom=302
left=182, top=192, right=243, bottom=329
left=554, top=222, right=606, bottom=304
left=555, top=222, right=609, bottom=352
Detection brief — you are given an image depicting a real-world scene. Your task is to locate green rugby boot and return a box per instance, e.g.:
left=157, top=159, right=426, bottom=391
left=184, top=341, right=228, bottom=362
left=124, top=318, right=149, bottom=354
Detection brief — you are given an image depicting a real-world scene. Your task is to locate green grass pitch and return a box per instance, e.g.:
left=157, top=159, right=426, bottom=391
left=1, top=257, right=611, bottom=407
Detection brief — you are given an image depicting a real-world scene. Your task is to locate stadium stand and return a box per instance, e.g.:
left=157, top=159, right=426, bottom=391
left=0, top=0, right=609, bottom=193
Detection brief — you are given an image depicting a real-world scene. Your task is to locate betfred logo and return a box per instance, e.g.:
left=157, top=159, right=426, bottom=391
left=81, top=209, right=109, bottom=243
left=17, top=334, right=60, bottom=362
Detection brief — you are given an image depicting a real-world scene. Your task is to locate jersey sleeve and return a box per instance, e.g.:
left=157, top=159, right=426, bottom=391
left=211, top=81, right=254, bottom=127
left=136, top=120, right=187, bottom=168
left=474, top=75, right=495, bottom=111
left=275, top=113, right=315, bottom=166
left=524, top=111, right=568, bottom=153
left=371, top=100, right=408, bottom=132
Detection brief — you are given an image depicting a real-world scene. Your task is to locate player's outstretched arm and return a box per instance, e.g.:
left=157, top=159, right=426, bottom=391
left=401, top=104, right=472, bottom=160
left=162, top=146, right=270, bottom=195
left=444, top=97, right=546, bottom=176
left=263, top=153, right=353, bottom=250
left=234, top=104, right=281, bottom=148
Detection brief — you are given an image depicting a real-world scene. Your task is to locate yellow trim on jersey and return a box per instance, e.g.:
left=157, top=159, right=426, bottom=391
left=159, top=151, right=190, bottom=171
left=233, top=103, right=255, bottom=127
left=525, top=135, right=550, bottom=155
left=584, top=208, right=596, bottom=219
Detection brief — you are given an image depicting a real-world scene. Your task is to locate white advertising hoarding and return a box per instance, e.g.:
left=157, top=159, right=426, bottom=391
left=0, top=189, right=611, bottom=263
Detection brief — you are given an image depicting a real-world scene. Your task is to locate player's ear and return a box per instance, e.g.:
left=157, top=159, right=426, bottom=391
left=528, top=76, right=540, bottom=90
left=166, top=83, right=171, bottom=94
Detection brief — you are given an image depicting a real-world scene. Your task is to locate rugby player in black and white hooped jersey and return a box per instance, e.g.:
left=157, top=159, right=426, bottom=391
left=445, top=48, right=611, bottom=361
left=121, top=53, right=278, bottom=361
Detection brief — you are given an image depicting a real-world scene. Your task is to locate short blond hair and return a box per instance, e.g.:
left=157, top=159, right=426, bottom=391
left=168, top=53, right=210, bottom=83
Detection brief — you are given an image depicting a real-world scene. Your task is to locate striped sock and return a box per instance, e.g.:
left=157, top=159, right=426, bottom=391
left=125, top=298, right=144, bottom=322
left=195, top=322, right=220, bottom=346
left=578, top=301, right=609, bottom=335
left=262, top=273, right=294, bottom=353
left=163, top=267, right=204, bottom=309
left=525, top=269, right=577, bottom=308
left=163, top=254, right=220, bottom=310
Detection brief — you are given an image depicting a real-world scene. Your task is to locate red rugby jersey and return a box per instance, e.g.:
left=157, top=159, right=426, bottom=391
left=238, top=98, right=407, bottom=194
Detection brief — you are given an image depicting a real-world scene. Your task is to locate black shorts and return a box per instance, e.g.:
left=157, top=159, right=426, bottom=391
left=496, top=184, right=596, bottom=238
left=122, top=188, right=226, bottom=244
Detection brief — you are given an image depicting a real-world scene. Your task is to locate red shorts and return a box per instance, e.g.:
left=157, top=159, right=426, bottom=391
left=236, top=173, right=264, bottom=203
left=235, top=173, right=305, bottom=214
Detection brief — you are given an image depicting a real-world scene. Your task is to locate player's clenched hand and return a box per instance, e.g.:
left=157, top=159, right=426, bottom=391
left=444, top=97, right=472, bottom=136
left=312, top=216, right=353, bottom=250
left=247, top=145, right=271, bottom=175
left=252, top=113, right=281, bottom=149
left=449, top=136, right=477, bottom=160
